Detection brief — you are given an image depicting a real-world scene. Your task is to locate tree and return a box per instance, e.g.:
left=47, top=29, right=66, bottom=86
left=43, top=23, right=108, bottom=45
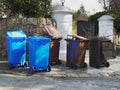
left=0, top=0, right=6, bottom=18
left=0, top=0, right=52, bottom=18
left=89, top=11, right=120, bottom=32
left=109, top=0, right=120, bottom=15
left=88, top=11, right=106, bottom=22
left=73, top=5, right=88, bottom=33
left=95, top=0, right=120, bottom=32
left=98, top=0, right=120, bottom=15
left=98, top=0, right=111, bottom=12
left=73, top=5, right=88, bottom=21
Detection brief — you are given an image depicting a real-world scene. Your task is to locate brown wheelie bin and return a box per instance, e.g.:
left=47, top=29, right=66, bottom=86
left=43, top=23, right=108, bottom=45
left=65, top=34, right=88, bottom=69
left=43, top=25, right=62, bottom=65
left=49, top=38, right=62, bottom=65
left=89, top=37, right=110, bottom=69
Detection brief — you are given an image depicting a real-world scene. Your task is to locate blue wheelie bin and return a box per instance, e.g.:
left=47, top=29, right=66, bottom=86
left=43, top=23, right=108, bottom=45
left=27, top=36, right=51, bottom=72
left=6, top=30, right=27, bottom=68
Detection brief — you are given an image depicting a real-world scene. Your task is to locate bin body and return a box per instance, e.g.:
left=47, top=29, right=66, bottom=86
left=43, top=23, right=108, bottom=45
left=102, top=41, right=116, bottom=59
left=6, top=30, right=26, bottom=67
left=66, top=39, right=87, bottom=69
left=49, top=39, right=61, bottom=65
left=89, top=38, right=110, bottom=68
left=28, top=36, right=51, bottom=71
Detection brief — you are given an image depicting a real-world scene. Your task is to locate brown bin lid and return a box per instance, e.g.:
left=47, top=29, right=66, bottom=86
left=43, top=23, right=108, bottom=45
left=43, top=25, right=62, bottom=39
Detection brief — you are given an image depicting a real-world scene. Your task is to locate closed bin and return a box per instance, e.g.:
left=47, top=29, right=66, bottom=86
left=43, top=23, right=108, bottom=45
left=27, top=36, right=51, bottom=72
left=65, top=35, right=88, bottom=69
left=6, top=30, right=26, bottom=68
left=89, top=38, right=110, bottom=68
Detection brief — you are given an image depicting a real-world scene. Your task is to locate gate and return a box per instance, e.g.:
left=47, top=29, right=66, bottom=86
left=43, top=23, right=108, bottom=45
left=77, top=20, right=98, bottom=49
left=77, top=20, right=98, bottom=38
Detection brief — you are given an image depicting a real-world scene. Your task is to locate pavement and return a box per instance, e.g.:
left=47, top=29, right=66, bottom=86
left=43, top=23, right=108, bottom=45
left=0, top=50, right=120, bottom=79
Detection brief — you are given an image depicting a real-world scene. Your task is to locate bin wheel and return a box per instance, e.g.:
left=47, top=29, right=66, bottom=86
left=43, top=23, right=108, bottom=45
left=72, top=64, right=78, bottom=70
left=9, top=66, right=15, bottom=69
left=31, top=67, right=36, bottom=71
left=24, top=62, right=28, bottom=67
left=79, top=63, right=87, bottom=68
left=47, top=65, right=51, bottom=72
left=9, top=64, right=15, bottom=69
left=84, top=63, right=87, bottom=68
left=95, top=64, right=100, bottom=69
left=57, top=60, right=61, bottom=65
left=106, top=62, right=110, bottom=67
left=29, top=67, right=36, bottom=74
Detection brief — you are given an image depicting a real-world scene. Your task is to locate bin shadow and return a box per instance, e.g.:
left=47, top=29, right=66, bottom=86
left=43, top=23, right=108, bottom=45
left=0, top=58, right=89, bottom=78
left=36, top=60, right=89, bottom=79
left=0, top=58, right=9, bottom=70
left=0, top=58, right=29, bottom=75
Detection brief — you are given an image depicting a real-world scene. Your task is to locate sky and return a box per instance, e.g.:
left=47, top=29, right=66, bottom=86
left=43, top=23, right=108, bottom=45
left=52, top=0, right=104, bottom=15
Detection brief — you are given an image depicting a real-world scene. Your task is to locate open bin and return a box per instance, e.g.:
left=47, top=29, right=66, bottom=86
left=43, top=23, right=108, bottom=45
left=43, top=25, right=62, bottom=65
left=89, top=37, right=110, bottom=68
left=27, top=36, right=51, bottom=72
left=6, top=30, right=27, bottom=68
left=65, top=35, right=88, bottom=69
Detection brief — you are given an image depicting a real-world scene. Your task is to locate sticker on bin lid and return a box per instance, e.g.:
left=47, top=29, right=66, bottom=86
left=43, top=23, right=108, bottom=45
left=6, top=30, right=26, bottom=37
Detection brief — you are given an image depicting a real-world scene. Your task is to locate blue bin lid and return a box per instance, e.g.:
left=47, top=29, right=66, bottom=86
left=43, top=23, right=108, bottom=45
left=6, top=30, right=26, bottom=37
left=28, top=36, right=50, bottom=40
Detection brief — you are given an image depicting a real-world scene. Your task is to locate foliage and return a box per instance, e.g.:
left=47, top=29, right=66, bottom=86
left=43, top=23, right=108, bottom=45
left=73, top=5, right=88, bottom=22
left=0, top=0, right=5, bottom=18
left=51, top=3, right=60, bottom=11
left=88, top=11, right=106, bottom=22
left=114, top=16, right=120, bottom=32
left=73, top=5, right=88, bottom=32
left=89, top=0, right=120, bottom=32
left=0, top=0, right=52, bottom=18
left=110, top=0, right=120, bottom=15
left=98, top=0, right=110, bottom=11
left=72, top=20, right=77, bottom=34
left=89, top=11, right=120, bottom=32
left=110, top=0, right=120, bottom=32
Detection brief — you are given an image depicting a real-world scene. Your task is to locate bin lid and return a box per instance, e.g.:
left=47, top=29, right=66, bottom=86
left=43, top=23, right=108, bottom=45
left=43, top=25, right=62, bottom=39
left=6, top=30, right=26, bottom=37
left=65, top=34, right=89, bottom=41
left=28, top=36, right=51, bottom=40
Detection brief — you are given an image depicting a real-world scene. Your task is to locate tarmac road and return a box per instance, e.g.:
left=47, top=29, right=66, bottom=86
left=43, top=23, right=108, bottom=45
left=0, top=74, right=120, bottom=90
left=0, top=50, right=120, bottom=90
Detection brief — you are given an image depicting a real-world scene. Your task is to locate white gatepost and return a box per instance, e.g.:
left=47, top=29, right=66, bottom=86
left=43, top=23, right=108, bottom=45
left=98, top=15, right=114, bottom=42
left=52, top=5, right=73, bottom=60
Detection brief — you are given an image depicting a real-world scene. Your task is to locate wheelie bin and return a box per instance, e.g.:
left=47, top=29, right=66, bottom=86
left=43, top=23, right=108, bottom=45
left=6, top=30, right=27, bottom=68
left=65, top=34, right=88, bottom=69
left=49, top=38, right=62, bottom=65
left=43, top=25, right=62, bottom=65
left=89, top=37, right=110, bottom=69
left=27, top=36, right=51, bottom=72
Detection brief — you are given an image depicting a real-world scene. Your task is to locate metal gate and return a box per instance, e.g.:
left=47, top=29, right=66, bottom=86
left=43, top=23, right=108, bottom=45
left=77, top=20, right=98, bottom=49
left=77, top=20, right=98, bottom=38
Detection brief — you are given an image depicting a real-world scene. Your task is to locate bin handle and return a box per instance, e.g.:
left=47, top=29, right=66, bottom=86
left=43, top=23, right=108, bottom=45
left=67, top=34, right=76, bottom=40
left=67, top=34, right=89, bottom=40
